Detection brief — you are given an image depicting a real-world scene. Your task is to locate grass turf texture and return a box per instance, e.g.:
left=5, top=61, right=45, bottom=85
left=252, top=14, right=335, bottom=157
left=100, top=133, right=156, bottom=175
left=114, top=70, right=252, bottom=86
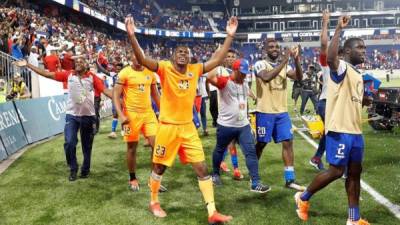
left=0, top=79, right=399, bottom=225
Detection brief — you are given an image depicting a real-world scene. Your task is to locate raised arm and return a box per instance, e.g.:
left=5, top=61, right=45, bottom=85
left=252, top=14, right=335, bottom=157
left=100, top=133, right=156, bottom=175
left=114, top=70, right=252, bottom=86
left=206, top=66, right=219, bottom=87
left=125, top=16, right=158, bottom=72
left=328, top=16, right=350, bottom=71
left=203, top=17, right=238, bottom=73
left=14, top=59, right=56, bottom=80
left=320, top=9, right=330, bottom=55
left=287, top=45, right=303, bottom=81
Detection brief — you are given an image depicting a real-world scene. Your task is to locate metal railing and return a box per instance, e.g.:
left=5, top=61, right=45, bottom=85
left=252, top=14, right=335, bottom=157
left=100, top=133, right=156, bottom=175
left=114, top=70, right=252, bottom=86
left=0, top=50, right=32, bottom=93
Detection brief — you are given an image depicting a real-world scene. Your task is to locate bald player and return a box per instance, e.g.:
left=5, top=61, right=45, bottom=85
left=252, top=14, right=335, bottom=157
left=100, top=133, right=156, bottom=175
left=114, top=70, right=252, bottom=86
left=254, top=39, right=304, bottom=191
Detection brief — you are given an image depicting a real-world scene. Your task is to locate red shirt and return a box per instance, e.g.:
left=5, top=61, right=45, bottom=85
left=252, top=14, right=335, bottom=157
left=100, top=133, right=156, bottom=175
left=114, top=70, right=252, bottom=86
left=61, top=53, right=74, bottom=71
left=8, top=38, right=12, bottom=54
left=97, top=52, right=108, bottom=67
left=44, top=54, right=60, bottom=72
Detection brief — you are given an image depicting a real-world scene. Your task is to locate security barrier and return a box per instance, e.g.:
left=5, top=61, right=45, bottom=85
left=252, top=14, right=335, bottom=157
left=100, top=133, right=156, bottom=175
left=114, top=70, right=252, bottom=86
left=0, top=95, right=113, bottom=161
left=0, top=101, right=28, bottom=156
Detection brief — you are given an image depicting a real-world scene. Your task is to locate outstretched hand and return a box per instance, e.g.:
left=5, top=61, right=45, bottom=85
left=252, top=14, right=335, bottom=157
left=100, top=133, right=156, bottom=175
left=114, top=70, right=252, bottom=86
left=125, top=16, right=136, bottom=36
left=337, top=15, right=351, bottom=29
left=226, top=16, right=238, bottom=37
left=13, top=59, right=28, bottom=67
left=322, top=9, right=330, bottom=24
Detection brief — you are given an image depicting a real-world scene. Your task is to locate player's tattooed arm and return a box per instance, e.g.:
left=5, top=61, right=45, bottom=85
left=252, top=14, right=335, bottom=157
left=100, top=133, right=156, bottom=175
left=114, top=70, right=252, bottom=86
left=328, top=16, right=350, bottom=71
left=125, top=16, right=158, bottom=72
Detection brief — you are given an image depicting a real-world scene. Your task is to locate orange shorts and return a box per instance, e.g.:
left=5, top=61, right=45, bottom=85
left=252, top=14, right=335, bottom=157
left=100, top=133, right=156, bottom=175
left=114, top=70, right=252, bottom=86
left=122, top=111, right=158, bottom=142
left=153, top=122, right=204, bottom=167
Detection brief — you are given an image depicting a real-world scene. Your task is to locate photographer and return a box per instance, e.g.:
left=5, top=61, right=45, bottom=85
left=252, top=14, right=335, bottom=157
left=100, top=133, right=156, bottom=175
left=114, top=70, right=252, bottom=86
left=6, top=73, right=31, bottom=101
left=0, top=79, right=7, bottom=103
left=300, top=65, right=318, bottom=115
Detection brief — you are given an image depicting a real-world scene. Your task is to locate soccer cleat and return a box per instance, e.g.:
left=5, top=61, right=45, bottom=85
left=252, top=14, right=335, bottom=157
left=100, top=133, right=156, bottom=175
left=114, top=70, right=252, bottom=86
left=294, top=192, right=310, bottom=221
left=208, top=211, right=232, bottom=224
left=250, top=182, right=271, bottom=193
left=220, top=162, right=230, bottom=172
left=108, top=132, right=117, bottom=139
left=149, top=202, right=167, bottom=218
left=212, top=174, right=223, bottom=186
left=286, top=180, right=306, bottom=191
left=129, top=179, right=140, bottom=192
left=346, top=218, right=370, bottom=225
left=309, top=156, right=325, bottom=171
left=233, top=168, right=244, bottom=180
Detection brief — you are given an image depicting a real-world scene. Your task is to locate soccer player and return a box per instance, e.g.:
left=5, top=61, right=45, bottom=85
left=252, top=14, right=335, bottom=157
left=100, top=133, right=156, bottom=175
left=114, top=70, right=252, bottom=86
left=125, top=15, right=236, bottom=223
left=209, top=59, right=270, bottom=193
left=294, top=16, right=370, bottom=225
left=113, top=54, right=167, bottom=192
left=108, top=63, right=123, bottom=139
left=254, top=39, right=304, bottom=191
left=309, top=9, right=330, bottom=170
left=14, top=58, right=112, bottom=181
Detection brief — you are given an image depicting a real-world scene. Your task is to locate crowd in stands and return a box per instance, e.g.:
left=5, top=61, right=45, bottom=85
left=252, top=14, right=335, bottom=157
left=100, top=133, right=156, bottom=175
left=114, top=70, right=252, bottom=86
left=1, top=1, right=399, bottom=102
left=80, top=0, right=213, bottom=32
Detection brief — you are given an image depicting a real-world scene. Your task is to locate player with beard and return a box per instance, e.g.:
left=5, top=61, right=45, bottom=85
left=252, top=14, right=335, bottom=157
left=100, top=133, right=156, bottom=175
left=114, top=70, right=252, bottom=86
left=295, top=16, right=370, bottom=225
left=254, top=39, right=304, bottom=191
left=125, top=16, right=237, bottom=224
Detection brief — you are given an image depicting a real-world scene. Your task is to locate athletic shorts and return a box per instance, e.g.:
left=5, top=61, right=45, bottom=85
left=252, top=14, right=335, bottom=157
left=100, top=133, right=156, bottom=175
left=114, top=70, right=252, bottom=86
left=153, top=122, right=204, bottom=167
left=122, top=111, right=158, bottom=142
left=256, top=112, right=293, bottom=143
left=326, top=131, right=364, bottom=166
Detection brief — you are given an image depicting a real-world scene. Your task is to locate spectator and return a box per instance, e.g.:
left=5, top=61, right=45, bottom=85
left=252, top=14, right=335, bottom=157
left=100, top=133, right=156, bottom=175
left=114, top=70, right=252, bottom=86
left=0, top=79, right=7, bottom=103
left=43, top=47, right=61, bottom=72
left=300, top=65, right=318, bottom=115
left=11, top=35, right=23, bottom=59
left=7, top=73, right=31, bottom=100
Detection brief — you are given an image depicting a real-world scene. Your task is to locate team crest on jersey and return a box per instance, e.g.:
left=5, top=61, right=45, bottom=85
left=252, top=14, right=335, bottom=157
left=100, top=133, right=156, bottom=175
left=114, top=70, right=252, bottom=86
left=146, top=75, right=150, bottom=80
left=188, top=72, right=193, bottom=78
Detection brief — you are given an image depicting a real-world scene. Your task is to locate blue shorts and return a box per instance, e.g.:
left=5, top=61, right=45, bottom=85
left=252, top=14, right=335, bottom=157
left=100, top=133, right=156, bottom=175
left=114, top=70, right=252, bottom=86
left=326, top=131, right=364, bottom=166
left=256, top=112, right=293, bottom=143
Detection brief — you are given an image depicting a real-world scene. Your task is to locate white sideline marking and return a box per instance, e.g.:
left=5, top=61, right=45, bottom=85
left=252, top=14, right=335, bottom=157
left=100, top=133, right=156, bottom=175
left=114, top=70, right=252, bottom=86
left=293, top=125, right=400, bottom=220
